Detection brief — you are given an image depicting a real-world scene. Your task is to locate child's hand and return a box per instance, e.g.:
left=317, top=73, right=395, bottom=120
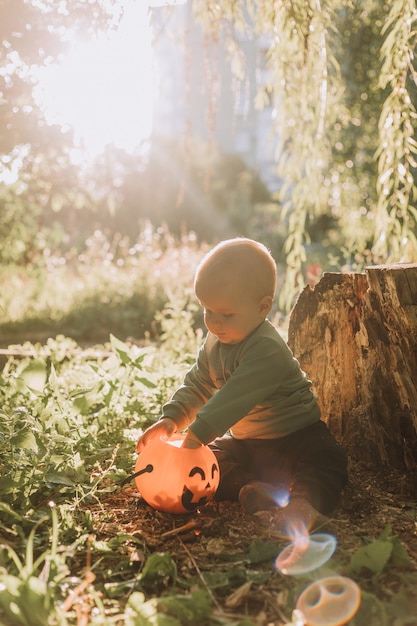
left=136, top=417, right=177, bottom=453
left=181, top=431, right=203, bottom=449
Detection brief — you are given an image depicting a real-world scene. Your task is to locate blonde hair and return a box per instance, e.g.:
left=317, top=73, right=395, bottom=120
left=194, top=238, right=277, bottom=299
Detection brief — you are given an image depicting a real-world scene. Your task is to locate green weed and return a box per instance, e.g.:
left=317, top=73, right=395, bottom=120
left=0, top=225, right=202, bottom=345
left=0, top=330, right=416, bottom=624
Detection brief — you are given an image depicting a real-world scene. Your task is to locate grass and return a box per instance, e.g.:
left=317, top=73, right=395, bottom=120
left=0, top=334, right=416, bottom=625
left=1, top=230, right=416, bottom=624
left=0, top=225, right=204, bottom=346
left=0, top=225, right=290, bottom=348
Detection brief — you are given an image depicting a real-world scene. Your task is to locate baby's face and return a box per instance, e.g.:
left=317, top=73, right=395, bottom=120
left=197, top=281, right=268, bottom=345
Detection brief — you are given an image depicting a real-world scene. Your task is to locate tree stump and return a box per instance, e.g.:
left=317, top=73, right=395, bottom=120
left=288, top=264, right=417, bottom=480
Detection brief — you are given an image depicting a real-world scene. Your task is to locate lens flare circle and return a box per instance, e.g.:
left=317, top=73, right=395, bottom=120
left=274, top=487, right=290, bottom=508
left=296, top=576, right=361, bottom=626
left=275, top=533, right=337, bottom=575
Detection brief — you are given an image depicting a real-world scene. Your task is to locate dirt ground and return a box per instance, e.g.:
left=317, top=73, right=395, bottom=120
left=93, top=459, right=417, bottom=625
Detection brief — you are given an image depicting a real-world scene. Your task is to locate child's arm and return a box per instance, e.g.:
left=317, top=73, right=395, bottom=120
left=181, top=429, right=203, bottom=448
left=136, top=417, right=177, bottom=452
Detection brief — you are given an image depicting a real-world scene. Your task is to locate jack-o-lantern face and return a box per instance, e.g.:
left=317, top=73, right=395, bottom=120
left=134, top=435, right=220, bottom=514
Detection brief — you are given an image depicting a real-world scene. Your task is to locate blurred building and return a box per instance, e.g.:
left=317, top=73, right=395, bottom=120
left=150, top=2, right=280, bottom=191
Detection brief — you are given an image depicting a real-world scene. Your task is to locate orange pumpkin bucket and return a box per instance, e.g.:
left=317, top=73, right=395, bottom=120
left=135, top=435, right=220, bottom=514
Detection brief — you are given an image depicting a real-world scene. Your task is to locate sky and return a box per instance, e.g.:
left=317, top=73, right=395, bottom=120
left=34, top=1, right=158, bottom=159
left=0, top=0, right=188, bottom=183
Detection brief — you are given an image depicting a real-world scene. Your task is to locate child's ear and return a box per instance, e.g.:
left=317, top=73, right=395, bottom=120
left=259, top=295, right=273, bottom=316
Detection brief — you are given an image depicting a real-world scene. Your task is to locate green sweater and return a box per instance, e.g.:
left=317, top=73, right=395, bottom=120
left=162, top=319, right=321, bottom=445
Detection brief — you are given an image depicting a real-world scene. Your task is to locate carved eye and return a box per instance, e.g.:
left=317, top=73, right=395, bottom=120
left=189, top=466, right=206, bottom=480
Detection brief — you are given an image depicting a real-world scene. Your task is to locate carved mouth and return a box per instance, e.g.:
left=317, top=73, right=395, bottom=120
left=181, top=486, right=209, bottom=512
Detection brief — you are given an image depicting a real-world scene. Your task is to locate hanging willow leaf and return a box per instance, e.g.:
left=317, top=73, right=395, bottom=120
left=191, top=0, right=417, bottom=307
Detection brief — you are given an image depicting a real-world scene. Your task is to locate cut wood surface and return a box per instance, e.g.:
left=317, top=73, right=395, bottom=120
left=288, top=264, right=417, bottom=481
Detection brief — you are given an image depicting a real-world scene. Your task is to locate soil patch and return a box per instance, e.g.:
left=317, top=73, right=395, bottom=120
left=89, top=462, right=417, bottom=624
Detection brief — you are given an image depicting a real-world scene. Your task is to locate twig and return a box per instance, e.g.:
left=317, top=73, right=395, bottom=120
left=61, top=535, right=96, bottom=613
left=61, top=570, right=96, bottom=612
left=161, top=519, right=199, bottom=538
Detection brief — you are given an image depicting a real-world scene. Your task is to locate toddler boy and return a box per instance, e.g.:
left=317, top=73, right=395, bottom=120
left=137, top=238, right=347, bottom=532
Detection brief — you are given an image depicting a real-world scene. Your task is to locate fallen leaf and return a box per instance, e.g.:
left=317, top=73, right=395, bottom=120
left=225, top=581, right=252, bottom=608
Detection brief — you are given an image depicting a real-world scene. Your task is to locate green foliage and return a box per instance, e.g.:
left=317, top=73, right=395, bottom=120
left=0, top=0, right=123, bottom=248
left=1, top=1, right=417, bottom=618
left=3, top=0, right=417, bottom=315
left=0, top=333, right=184, bottom=520
left=156, top=589, right=213, bottom=625
left=0, top=226, right=203, bottom=343
left=375, top=0, right=417, bottom=261
left=350, top=524, right=411, bottom=577
left=0, top=330, right=192, bottom=622
left=0, top=185, right=42, bottom=265
left=218, top=539, right=282, bottom=564
left=140, top=553, right=177, bottom=590
left=0, top=140, right=272, bottom=274
left=1, top=0, right=417, bottom=312
left=193, top=0, right=417, bottom=307
left=0, top=338, right=416, bottom=623
left=0, top=507, right=70, bottom=626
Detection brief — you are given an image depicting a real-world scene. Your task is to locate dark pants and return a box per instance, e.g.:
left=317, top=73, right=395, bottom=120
left=209, top=421, right=348, bottom=515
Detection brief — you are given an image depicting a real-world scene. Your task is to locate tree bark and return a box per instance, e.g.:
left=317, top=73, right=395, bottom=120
left=288, top=264, right=417, bottom=478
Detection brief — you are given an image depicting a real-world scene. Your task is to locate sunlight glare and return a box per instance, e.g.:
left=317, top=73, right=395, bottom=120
left=149, top=0, right=187, bottom=4
left=34, top=1, right=154, bottom=158
left=295, top=576, right=361, bottom=626
left=275, top=532, right=337, bottom=576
